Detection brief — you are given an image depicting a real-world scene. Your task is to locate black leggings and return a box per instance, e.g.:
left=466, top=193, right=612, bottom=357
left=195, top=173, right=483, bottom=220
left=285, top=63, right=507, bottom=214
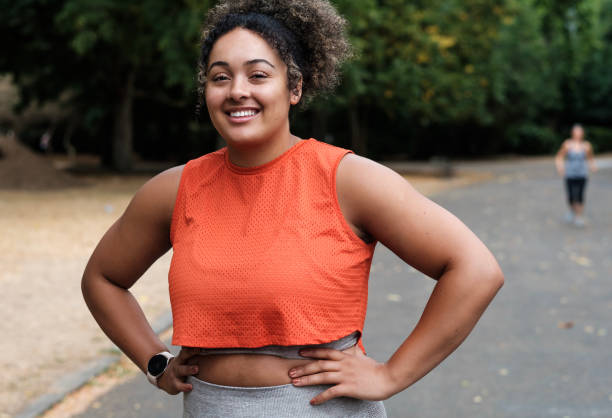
left=565, top=177, right=587, bottom=204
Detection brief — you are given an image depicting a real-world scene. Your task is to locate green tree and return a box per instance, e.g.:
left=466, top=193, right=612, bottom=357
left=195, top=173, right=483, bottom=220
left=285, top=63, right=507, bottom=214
left=334, top=0, right=530, bottom=154
left=1, top=0, right=211, bottom=171
left=535, top=0, right=602, bottom=122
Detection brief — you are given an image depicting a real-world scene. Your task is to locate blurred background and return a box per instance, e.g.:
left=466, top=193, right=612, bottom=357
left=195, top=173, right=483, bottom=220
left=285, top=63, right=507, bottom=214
left=2, top=0, right=612, bottom=170
left=1, top=1, right=611, bottom=417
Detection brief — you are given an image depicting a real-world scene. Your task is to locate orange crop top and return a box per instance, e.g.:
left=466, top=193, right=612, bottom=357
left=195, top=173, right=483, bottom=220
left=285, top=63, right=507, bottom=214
left=168, top=139, right=376, bottom=351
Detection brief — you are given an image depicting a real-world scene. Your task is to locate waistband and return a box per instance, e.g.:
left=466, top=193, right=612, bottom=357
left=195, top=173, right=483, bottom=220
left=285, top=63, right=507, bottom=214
left=183, top=376, right=387, bottom=418
left=195, top=331, right=360, bottom=359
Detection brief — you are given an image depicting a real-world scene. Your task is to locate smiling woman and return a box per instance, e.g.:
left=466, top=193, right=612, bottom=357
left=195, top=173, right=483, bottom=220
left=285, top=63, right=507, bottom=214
left=204, top=27, right=302, bottom=162
left=81, top=1, right=503, bottom=417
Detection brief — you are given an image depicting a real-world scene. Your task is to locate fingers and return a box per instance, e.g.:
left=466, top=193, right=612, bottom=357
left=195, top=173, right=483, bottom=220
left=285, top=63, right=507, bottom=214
left=158, top=366, right=194, bottom=395
left=299, top=347, right=345, bottom=360
left=289, top=359, right=340, bottom=379
left=172, top=379, right=194, bottom=394
left=310, top=385, right=346, bottom=406
left=162, top=377, right=193, bottom=395
left=176, top=346, right=201, bottom=362
left=175, top=363, right=199, bottom=378
left=157, top=348, right=201, bottom=395
left=291, top=371, right=341, bottom=387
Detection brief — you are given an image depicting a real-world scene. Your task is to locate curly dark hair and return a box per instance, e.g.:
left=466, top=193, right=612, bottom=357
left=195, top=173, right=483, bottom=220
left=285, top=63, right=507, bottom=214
left=197, top=0, right=352, bottom=107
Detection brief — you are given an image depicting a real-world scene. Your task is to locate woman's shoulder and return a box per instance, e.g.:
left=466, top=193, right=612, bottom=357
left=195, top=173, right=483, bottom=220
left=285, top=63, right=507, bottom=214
left=125, top=165, right=185, bottom=229
left=558, top=139, right=571, bottom=153
left=336, top=153, right=402, bottom=189
left=335, top=153, right=407, bottom=212
left=305, top=138, right=354, bottom=167
left=151, top=164, right=184, bottom=189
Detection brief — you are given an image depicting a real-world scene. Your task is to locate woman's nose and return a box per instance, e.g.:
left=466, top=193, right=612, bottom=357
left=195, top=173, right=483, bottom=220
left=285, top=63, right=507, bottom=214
left=228, top=76, right=249, bottom=101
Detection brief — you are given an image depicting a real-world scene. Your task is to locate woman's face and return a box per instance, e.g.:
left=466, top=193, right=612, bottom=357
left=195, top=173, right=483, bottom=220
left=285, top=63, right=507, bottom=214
left=571, top=126, right=584, bottom=141
left=205, top=28, right=301, bottom=147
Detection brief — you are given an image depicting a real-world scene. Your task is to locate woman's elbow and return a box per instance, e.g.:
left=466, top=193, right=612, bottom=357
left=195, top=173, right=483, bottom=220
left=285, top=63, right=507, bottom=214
left=80, top=262, right=110, bottom=304
left=456, top=250, right=504, bottom=295
left=81, top=269, right=98, bottom=307
left=480, top=258, right=504, bottom=295
left=490, top=264, right=505, bottom=291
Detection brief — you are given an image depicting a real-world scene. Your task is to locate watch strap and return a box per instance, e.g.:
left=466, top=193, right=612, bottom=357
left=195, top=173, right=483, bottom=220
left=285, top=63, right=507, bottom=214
left=146, top=351, right=175, bottom=386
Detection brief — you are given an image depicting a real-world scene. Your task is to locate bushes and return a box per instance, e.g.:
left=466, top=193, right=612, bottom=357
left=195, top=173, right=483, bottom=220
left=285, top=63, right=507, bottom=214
left=585, top=126, right=612, bottom=153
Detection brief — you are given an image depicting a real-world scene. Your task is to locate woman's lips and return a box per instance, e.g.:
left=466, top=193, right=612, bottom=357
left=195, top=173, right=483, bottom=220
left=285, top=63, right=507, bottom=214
left=226, top=109, right=260, bottom=123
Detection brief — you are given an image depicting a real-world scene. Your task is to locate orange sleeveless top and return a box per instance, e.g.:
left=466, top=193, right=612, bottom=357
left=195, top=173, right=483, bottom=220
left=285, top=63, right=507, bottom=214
left=168, top=139, right=376, bottom=351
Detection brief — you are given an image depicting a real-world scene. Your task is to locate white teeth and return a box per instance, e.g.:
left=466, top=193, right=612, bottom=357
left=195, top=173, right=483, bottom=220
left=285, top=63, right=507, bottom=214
left=230, top=110, right=257, bottom=117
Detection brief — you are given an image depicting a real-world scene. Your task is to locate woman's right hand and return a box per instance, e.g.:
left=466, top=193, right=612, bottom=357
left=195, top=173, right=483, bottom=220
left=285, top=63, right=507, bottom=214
left=157, top=347, right=201, bottom=395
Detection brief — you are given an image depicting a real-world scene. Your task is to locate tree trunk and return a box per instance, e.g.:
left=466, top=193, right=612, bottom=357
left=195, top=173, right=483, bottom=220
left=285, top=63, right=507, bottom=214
left=349, top=104, right=367, bottom=155
left=63, top=112, right=80, bottom=161
left=111, top=70, right=135, bottom=172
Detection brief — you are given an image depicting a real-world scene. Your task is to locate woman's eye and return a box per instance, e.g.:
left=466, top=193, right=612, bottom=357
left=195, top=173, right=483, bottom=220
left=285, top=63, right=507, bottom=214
left=251, top=73, right=268, bottom=79
left=212, top=74, right=229, bottom=82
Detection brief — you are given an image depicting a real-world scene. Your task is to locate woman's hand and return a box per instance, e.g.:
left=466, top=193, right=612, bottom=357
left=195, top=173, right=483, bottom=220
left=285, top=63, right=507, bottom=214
left=157, top=347, right=201, bottom=395
left=557, top=166, right=565, bottom=177
left=289, top=347, right=397, bottom=405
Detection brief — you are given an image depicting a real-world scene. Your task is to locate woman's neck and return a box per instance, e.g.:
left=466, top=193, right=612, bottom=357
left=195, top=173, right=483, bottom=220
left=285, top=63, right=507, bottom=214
left=226, top=131, right=300, bottom=168
left=569, top=138, right=584, bottom=146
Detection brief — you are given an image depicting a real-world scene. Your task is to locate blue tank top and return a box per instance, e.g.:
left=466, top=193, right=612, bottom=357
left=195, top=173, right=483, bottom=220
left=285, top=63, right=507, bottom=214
left=565, top=148, right=588, bottom=178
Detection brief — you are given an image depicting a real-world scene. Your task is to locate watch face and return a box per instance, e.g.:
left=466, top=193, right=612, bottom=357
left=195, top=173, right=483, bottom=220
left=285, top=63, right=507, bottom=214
left=148, top=354, right=169, bottom=376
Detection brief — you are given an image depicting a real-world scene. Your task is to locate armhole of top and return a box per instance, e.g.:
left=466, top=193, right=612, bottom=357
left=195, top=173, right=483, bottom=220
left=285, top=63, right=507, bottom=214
left=331, top=151, right=375, bottom=247
left=357, top=333, right=366, bottom=354
left=169, top=163, right=189, bottom=246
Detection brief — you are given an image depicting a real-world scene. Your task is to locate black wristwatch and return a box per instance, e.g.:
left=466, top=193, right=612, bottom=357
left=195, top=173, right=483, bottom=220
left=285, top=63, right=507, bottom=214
left=146, top=351, right=175, bottom=386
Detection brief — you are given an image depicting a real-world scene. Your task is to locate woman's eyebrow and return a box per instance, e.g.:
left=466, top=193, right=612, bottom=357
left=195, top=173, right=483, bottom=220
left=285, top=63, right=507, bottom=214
left=245, top=59, right=275, bottom=68
left=207, top=59, right=275, bottom=73
left=207, top=61, right=229, bottom=72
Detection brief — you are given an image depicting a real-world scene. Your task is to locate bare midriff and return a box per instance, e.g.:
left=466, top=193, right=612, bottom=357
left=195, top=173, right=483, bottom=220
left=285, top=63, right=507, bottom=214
left=187, top=345, right=360, bottom=387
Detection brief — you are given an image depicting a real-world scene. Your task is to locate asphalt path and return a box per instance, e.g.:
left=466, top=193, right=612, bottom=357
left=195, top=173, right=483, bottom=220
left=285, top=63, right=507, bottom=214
left=76, top=157, right=612, bottom=418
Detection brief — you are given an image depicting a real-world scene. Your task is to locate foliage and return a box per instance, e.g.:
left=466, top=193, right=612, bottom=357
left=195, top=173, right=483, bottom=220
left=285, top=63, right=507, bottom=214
left=2, top=0, right=612, bottom=165
left=1, top=0, right=214, bottom=168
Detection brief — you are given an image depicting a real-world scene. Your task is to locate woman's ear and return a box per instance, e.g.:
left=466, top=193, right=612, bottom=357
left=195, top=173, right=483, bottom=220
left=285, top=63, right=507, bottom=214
left=290, top=78, right=303, bottom=105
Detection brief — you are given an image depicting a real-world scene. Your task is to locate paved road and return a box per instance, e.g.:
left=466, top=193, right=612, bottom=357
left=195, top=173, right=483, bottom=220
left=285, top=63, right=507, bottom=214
left=76, top=157, right=612, bottom=418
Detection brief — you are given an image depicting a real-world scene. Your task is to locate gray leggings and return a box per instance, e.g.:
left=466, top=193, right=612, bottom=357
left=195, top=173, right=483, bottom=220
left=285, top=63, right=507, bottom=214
left=183, top=376, right=387, bottom=417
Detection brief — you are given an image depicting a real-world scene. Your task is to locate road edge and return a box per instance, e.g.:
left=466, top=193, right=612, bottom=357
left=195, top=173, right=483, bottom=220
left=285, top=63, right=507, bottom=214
left=15, top=311, right=173, bottom=418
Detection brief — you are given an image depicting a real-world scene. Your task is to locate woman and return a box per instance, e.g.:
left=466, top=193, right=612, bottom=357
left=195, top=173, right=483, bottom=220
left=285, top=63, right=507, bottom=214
left=81, top=1, right=504, bottom=416
left=555, top=124, right=597, bottom=227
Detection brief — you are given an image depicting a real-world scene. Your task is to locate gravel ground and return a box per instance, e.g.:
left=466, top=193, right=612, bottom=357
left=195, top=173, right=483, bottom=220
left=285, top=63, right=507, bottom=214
left=0, top=174, right=172, bottom=416
left=1, top=153, right=475, bottom=416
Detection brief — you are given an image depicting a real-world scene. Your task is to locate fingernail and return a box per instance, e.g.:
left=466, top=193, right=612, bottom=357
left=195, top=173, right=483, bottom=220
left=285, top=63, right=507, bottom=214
left=193, top=367, right=199, bottom=373
left=292, top=378, right=301, bottom=385
left=289, top=369, right=296, bottom=377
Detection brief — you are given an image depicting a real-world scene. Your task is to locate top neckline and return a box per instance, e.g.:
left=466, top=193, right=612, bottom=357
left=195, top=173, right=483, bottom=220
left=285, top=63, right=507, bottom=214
left=224, top=138, right=311, bottom=175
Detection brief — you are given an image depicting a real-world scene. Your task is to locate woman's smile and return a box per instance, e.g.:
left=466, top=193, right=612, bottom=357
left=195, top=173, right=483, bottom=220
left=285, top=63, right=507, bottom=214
left=225, top=107, right=261, bottom=123
left=205, top=28, right=300, bottom=156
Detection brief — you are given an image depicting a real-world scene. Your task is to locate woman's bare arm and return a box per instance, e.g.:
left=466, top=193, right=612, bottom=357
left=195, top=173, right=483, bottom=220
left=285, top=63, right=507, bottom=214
left=291, top=154, right=504, bottom=404
left=81, top=166, right=182, bottom=373
left=586, top=141, right=597, bottom=172
left=555, top=140, right=568, bottom=176
left=341, top=154, right=503, bottom=393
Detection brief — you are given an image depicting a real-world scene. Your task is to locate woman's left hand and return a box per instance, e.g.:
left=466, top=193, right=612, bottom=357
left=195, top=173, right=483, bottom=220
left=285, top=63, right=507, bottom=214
left=288, top=347, right=397, bottom=405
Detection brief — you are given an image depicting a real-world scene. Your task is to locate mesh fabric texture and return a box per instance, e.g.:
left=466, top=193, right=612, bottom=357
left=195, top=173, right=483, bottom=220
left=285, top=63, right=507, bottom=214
left=169, top=139, right=376, bottom=350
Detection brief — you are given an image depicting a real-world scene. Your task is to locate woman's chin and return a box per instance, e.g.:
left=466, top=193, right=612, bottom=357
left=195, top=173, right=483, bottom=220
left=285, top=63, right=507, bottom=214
left=220, top=128, right=271, bottom=148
